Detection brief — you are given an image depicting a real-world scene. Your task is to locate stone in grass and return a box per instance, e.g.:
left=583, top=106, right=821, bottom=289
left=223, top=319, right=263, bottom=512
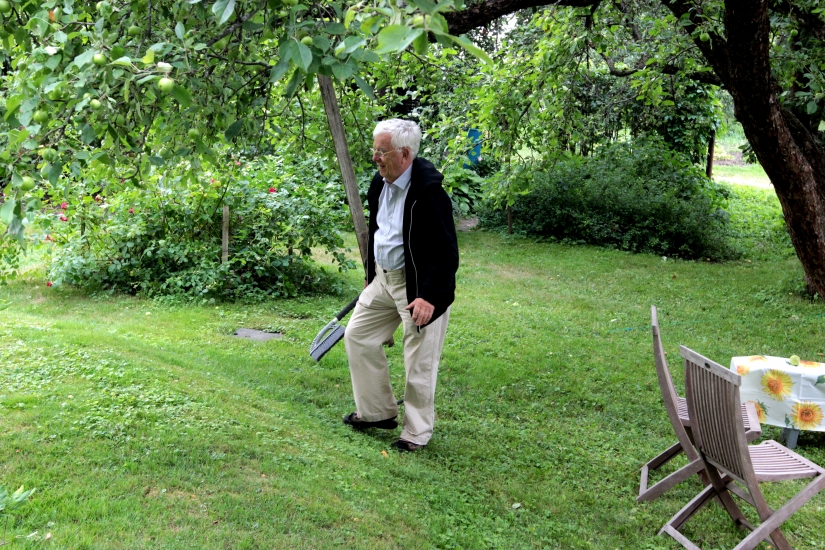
left=232, top=328, right=282, bottom=342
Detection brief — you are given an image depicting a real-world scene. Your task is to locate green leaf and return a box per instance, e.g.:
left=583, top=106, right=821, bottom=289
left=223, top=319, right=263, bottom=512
left=359, top=49, right=380, bottom=63
left=111, top=56, right=133, bottom=67
left=331, top=62, right=346, bottom=80
left=136, top=74, right=158, bottom=85
left=354, top=75, right=375, bottom=99
left=224, top=119, right=244, bottom=141
left=0, top=199, right=16, bottom=225
left=312, top=35, right=330, bottom=52
left=4, top=95, right=22, bottom=120
left=74, top=49, right=95, bottom=68
left=342, top=36, right=366, bottom=55
left=325, top=22, right=346, bottom=35
left=818, top=120, right=825, bottom=132
left=284, top=68, right=301, bottom=97
left=149, top=155, right=166, bottom=166
left=270, top=58, right=290, bottom=83
left=212, top=0, right=236, bottom=25
left=45, top=55, right=61, bottom=70
left=376, top=25, right=421, bottom=53
left=142, top=49, right=155, bottom=64
left=344, top=7, right=356, bottom=29
left=172, top=85, right=193, bottom=107
left=175, top=21, right=185, bottom=40
left=47, top=163, right=62, bottom=185
left=409, top=0, right=438, bottom=13
left=450, top=35, right=492, bottom=65
left=806, top=101, right=818, bottom=115
left=816, top=375, right=825, bottom=385
left=429, top=13, right=448, bottom=33
left=80, top=124, right=96, bottom=145
left=412, top=30, right=428, bottom=56
left=241, top=21, right=263, bottom=31
left=293, top=40, right=313, bottom=72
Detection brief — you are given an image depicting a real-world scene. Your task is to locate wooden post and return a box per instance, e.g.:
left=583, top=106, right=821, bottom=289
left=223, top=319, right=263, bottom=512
left=317, top=74, right=369, bottom=267
left=221, top=204, right=229, bottom=264
left=706, top=129, right=716, bottom=178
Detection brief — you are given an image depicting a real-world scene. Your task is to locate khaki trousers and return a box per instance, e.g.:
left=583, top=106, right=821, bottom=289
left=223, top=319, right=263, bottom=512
left=344, top=265, right=450, bottom=446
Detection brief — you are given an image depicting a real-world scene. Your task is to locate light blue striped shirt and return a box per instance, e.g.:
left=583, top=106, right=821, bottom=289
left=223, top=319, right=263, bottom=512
left=374, top=164, right=413, bottom=270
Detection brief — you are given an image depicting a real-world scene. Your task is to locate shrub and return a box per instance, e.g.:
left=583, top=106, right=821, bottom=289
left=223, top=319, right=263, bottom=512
left=47, top=158, right=356, bottom=300
left=479, top=139, right=735, bottom=260
left=726, top=185, right=793, bottom=261
left=443, top=167, right=485, bottom=216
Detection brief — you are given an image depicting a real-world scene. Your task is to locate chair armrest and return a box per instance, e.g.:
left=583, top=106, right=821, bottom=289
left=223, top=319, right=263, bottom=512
left=743, top=402, right=763, bottom=440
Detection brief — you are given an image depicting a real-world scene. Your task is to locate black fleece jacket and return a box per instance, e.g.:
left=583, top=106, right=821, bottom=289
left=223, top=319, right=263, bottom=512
left=366, top=157, right=459, bottom=328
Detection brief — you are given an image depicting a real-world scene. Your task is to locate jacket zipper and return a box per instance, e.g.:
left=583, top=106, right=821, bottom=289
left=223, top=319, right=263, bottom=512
left=408, top=200, right=420, bottom=331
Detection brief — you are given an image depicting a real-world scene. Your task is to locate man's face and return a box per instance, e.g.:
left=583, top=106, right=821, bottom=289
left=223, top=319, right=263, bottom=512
left=372, top=132, right=409, bottom=183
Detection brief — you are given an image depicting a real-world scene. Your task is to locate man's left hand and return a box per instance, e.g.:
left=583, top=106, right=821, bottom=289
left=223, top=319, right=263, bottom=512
left=405, top=298, right=434, bottom=326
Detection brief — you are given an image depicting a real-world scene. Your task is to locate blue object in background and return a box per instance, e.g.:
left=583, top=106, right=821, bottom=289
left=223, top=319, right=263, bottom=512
left=464, top=128, right=482, bottom=168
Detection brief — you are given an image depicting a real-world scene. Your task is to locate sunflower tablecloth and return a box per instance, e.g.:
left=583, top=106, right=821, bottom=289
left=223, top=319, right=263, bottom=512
left=730, top=355, right=825, bottom=432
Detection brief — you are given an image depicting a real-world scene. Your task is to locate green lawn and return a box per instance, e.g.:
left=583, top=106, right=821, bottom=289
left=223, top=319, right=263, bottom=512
left=713, top=163, right=772, bottom=188
left=2, top=230, right=825, bottom=548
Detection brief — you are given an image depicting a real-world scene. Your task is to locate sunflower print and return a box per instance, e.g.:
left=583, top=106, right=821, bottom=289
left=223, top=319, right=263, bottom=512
left=800, top=360, right=821, bottom=368
left=761, top=369, right=793, bottom=401
left=747, top=400, right=768, bottom=423
left=747, top=355, right=768, bottom=364
left=737, top=363, right=751, bottom=375
left=791, top=402, right=824, bottom=430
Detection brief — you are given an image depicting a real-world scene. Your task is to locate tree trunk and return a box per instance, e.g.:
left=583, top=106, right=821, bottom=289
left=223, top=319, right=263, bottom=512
left=705, top=129, right=715, bottom=178
left=666, top=0, right=825, bottom=297
left=317, top=75, right=370, bottom=267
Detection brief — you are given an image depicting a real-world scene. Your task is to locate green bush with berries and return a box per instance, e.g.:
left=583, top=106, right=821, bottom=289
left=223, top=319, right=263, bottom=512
left=47, top=157, right=357, bottom=300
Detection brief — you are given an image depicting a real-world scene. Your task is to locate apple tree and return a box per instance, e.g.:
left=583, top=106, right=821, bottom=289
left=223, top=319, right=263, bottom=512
left=443, top=0, right=825, bottom=297
left=0, top=0, right=490, bottom=279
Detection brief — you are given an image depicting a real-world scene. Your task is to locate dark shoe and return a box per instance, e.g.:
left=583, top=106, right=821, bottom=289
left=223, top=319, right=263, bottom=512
left=392, top=439, right=425, bottom=453
left=342, top=412, right=398, bottom=430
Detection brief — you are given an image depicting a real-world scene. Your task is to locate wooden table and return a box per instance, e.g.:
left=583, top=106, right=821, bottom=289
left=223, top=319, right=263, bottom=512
left=730, top=355, right=825, bottom=449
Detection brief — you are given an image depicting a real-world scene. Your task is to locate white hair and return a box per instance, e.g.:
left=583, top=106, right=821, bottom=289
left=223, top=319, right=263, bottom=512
left=373, top=119, right=421, bottom=159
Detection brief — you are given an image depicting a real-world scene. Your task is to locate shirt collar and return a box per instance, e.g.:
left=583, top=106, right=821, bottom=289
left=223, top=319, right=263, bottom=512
left=385, top=163, right=413, bottom=190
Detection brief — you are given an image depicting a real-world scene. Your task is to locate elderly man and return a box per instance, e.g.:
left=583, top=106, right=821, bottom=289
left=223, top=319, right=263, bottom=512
left=343, top=119, right=459, bottom=452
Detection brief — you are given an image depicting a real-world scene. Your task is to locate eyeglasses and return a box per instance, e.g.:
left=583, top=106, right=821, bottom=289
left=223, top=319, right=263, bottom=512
left=371, top=148, right=401, bottom=159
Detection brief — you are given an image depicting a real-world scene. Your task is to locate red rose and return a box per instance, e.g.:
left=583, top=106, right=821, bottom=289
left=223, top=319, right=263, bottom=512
left=46, top=281, right=53, bottom=287
left=269, top=187, right=276, bottom=193
left=129, top=208, right=134, bottom=214
left=60, top=202, right=68, bottom=209
left=60, top=215, right=68, bottom=222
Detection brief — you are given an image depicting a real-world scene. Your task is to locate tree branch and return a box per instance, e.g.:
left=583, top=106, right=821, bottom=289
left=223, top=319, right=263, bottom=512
left=591, top=41, right=724, bottom=86
left=444, top=0, right=600, bottom=35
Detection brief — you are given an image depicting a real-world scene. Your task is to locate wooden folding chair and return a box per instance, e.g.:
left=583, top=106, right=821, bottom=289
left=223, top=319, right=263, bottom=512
left=638, top=306, right=761, bottom=503
left=660, top=346, right=825, bottom=550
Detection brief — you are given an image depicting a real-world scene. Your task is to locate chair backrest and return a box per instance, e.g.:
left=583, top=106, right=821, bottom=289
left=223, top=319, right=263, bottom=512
left=681, top=346, right=755, bottom=485
left=652, top=307, right=697, bottom=457
left=652, top=306, right=681, bottom=415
